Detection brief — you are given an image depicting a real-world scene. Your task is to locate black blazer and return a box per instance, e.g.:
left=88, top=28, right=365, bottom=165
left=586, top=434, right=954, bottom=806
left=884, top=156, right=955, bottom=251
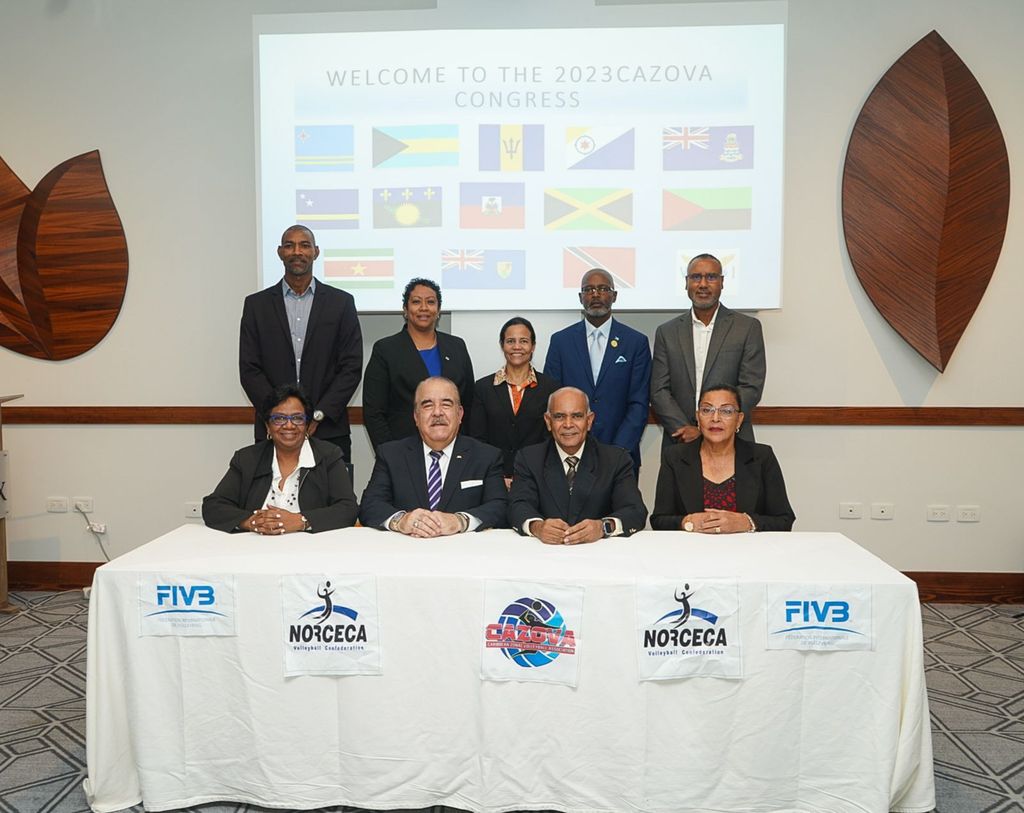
left=239, top=280, right=362, bottom=442
left=358, top=434, right=507, bottom=530
left=508, top=438, right=648, bottom=535
left=468, top=370, right=559, bottom=477
left=650, top=437, right=795, bottom=531
left=202, top=437, right=359, bottom=532
left=362, top=327, right=474, bottom=450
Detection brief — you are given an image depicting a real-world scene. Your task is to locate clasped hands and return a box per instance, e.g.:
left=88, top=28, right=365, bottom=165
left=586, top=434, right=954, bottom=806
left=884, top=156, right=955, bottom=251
left=683, top=510, right=751, bottom=534
left=243, top=508, right=305, bottom=535
left=396, top=507, right=465, bottom=537
left=529, top=517, right=603, bottom=545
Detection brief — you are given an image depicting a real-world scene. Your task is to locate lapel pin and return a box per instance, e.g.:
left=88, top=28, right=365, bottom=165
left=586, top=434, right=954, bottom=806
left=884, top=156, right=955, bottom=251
left=610, top=338, right=619, bottom=348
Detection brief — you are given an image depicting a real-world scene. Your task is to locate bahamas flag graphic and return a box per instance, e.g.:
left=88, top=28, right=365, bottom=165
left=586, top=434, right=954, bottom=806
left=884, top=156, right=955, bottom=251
left=478, top=124, right=544, bottom=171
left=662, top=126, right=754, bottom=170
left=662, top=187, right=752, bottom=230
left=544, top=188, right=633, bottom=231
left=562, top=246, right=636, bottom=289
left=441, top=249, right=525, bottom=289
left=565, top=126, right=634, bottom=170
left=294, top=125, right=354, bottom=172
left=323, top=249, right=394, bottom=289
left=295, top=189, right=358, bottom=230
left=372, top=125, right=459, bottom=168
left=372, top=186, right=442, bottom=228
left=459, top=183, right=526, bottom=229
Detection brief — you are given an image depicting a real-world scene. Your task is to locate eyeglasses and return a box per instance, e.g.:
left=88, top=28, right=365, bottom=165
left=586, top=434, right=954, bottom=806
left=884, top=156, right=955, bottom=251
left=580, top=285, right=614, bottom=294
left=698, top=405, right=738, bottom=418
left=687, top=273, right=723, bottom=283
left=268, top=413, right=308, bottom=426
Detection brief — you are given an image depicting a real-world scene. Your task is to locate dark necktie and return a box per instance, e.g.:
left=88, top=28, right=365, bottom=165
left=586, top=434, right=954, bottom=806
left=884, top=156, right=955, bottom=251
left=427, top=450, right=443, bottom=509
left=565, top=455, right=579, bottom=494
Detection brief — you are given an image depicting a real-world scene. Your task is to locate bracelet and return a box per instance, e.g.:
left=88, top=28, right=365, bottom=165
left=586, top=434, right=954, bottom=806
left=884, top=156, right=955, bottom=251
left=300, top=514, right=310, bottom=532
left=388, top=511, right=407, bottom=532
left=457, top=513, right=470, bottom=533
left=744, top=513, right=757, bottom=532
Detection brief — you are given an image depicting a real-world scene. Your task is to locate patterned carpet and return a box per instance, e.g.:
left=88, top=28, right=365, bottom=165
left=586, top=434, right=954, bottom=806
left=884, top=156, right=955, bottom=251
left=1, top=592, right=1021, bottom=813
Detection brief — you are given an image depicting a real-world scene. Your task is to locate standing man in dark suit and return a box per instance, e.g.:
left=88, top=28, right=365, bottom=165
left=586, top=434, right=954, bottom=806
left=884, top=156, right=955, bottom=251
left=359, top=376, right=507, bottom=535
left=650, top=253, right=765, bottom=446
left=543, top=268, right=651, bottom=471
left=508, top=387, right=647, bottom=544
left=239, top=225, right=363, bottom=464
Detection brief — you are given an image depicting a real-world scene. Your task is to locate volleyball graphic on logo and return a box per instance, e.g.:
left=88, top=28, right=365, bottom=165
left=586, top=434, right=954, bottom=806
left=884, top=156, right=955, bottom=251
left=495, top=596, right=573, bottom=668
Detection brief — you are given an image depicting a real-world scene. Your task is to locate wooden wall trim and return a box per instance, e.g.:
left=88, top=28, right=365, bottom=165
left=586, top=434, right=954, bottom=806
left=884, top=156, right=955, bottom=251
left=8, top=561, right=1022, bottom=601
left=3, top=405, right=1024, bottom=426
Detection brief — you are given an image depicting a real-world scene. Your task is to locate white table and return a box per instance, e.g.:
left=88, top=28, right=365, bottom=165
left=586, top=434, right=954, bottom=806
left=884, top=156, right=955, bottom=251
left=85, top=526, right=935, bottom=813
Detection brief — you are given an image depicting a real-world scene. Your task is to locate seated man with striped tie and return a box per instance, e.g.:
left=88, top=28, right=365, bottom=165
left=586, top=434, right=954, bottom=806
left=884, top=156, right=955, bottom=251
left=508, top=387, right=648, bottom=545
left=359, top=376, right=508, bottom=536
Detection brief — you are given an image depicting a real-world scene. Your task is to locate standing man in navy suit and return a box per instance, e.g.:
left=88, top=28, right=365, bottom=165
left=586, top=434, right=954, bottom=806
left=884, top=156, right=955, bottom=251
left=543, top=268, right=652, bottom=471
left=239, top=225, right=363, bottom=464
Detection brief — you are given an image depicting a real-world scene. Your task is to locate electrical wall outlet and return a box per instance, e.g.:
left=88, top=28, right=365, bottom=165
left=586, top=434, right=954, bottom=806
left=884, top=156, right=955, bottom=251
left=73, top=497, right=94, bottom=513
left=839, top=502, right=863, bottom=519
left=46, top=496, right=69, bottom=513
left=956, top=505, right=981, bottom=523
left=184, top=502, right=202, bottom=518
left=871, top=502, right=894, bottom=520
left=926, top=504, right=950, bottom=522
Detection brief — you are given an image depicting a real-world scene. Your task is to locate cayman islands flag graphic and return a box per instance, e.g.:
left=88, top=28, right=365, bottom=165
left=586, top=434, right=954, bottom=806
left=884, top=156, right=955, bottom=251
left=294, top=125, right=354, bottom=172
left=563, top=246, right=636, bottom=289
left=479, top=124, right=544, bottom=171
left=323, top=249, right=394, bottom=290
left=663, top=126, right=754, bottom=170
left=372, top=186, right=442, bottom=229
left=372, top=125, right=459, bottom=168
left=663, top=187, right=752, bottom=230
left=544, top=188, right=633, bottom=231
left=295, top=189, right=358, bottom=230
left=565, top=126, right=634, bottom=170
left=459, top=183, right=526, bottom=229
left=441, top=249, right=525, bottom=289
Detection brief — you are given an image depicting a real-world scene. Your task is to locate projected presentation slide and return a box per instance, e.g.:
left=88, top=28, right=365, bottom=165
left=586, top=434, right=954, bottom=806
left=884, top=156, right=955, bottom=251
left=257, top=25, right=784, bottom=311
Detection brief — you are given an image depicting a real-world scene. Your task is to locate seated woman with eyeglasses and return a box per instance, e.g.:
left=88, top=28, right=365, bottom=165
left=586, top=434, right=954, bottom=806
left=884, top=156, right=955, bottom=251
left=203, top=384, right=358, bottom=534
left=651, top=384, right=794, bottom=533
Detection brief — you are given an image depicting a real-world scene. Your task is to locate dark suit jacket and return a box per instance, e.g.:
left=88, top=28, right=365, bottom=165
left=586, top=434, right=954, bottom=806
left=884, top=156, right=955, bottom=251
left=650, top=305, right=765, bottom=445
left=543, top=317, right=651, bottom=469
left=358, top=434, right=507, bottom=530
left=362, top=327, right=475, bottom=450
left=650, top=437, right=794, bottom=532
left=508, top=438, right=648, bottom=535
left=202, top=437, right=358, bottom=533
left=239, top=280, right=362, bottom=443
left=468, top=370, right=559, bottom=477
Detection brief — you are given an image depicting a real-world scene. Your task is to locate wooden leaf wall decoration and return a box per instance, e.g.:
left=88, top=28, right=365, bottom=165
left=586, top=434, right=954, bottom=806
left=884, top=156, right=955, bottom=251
left=0, top=150, right=128, bottom=360
left=841, top=31, right=1009, bottom=371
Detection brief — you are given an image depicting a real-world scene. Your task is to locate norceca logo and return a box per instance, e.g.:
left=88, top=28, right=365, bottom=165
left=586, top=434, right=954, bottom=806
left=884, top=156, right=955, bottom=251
left=771, top=600, right=861, bottom=636
left=644, top=583, right=728, bottom=651
left=147, top=584, right=225, bottom=617
left=289, top=580, right=367, bottom=649
left=485, top=596, right=576, bottom=668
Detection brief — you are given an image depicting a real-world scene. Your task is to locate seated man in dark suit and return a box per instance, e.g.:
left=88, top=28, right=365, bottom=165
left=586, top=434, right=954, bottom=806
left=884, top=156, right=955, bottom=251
left=508, top=387, right=648, bottom=545
left=359, top=376, right=507, bottom=535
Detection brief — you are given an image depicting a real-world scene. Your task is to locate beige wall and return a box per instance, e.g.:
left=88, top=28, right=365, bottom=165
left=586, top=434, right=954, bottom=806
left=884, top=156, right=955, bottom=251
left=1, top=0, right=1021, bottom=571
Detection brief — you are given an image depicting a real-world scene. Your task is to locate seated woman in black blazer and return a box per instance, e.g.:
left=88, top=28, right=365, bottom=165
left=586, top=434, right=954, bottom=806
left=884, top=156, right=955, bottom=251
left=469, top=316, right=559, bottom=487
left=651, top=383, right=795, bottom=533
left=203, top=384, right=358, bottom=533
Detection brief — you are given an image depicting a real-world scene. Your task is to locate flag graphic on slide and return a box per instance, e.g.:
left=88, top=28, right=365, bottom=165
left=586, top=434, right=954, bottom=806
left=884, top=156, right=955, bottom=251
left=677, top=250, right=740, bottom=294
left=294, top=125, right=354, bottom=172
left=295, top=189, right=358, bottom=229
left=323, top=249, right=394, bottom=289
left=372, top=125, right=459, bottom=168
left=372, top=186, right=442, bottom=228
left=544, top=188, right=633, bottom=231
left=479, top=125, right=544, bottom=171
left=563, top=247, right=636, bottom=289
left=662, top=187, right=752, bottom=230
left=565, top=126, right=634, bottom=170
left=459, top=183, right=525, bottom=229
left=441, top=249, right=526, bottom=289
left=663, top=126, right=754, bottom=170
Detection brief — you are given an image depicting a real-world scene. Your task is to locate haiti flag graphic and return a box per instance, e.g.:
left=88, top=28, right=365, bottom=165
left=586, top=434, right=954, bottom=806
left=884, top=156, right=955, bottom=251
left=459, top=183, right=526, bottom=229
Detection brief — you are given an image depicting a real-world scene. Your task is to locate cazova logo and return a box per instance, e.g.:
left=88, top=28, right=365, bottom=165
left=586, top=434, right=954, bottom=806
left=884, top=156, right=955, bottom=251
left=146, top=584, right=225, bottom=617
left=485, top=596, right=576, bottom=667
left=289, top=580, right=367, bottom=645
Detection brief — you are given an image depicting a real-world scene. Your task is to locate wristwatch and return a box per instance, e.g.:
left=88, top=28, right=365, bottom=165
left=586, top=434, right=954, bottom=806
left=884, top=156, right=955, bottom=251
left=312, top=409, right=325, bottom=423
left=602, top=518, right=615, bottom=538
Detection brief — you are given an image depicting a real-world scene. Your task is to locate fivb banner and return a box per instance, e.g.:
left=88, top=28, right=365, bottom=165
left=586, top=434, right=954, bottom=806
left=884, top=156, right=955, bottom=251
left=138, top=574, right=237, bottom=637
left=481, top=580, right=584, bottom=687
left=765, top=584, right=874, bottom=651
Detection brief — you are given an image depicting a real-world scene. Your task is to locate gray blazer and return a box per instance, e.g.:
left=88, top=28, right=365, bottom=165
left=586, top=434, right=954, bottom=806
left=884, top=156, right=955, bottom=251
left=650, top=305, right=765, bottom=444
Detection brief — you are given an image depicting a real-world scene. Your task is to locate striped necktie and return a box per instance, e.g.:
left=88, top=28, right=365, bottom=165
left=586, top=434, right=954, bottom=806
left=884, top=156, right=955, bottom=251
left=565, top=455, right=579, bottom=494
left=427, top=450, right=443, bottom=509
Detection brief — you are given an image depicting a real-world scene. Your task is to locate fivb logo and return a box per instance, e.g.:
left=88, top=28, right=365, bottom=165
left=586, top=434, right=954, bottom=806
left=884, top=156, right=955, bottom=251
left=773, top=599, right=860, bottom=635
left=146, top=584, right=226, bottom=617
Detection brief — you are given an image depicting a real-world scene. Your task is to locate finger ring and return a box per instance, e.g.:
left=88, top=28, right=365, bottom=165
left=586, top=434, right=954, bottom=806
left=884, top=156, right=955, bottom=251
left=716, top=526, right=721, bottom=534
left=413, top=520, right=420, bottom=528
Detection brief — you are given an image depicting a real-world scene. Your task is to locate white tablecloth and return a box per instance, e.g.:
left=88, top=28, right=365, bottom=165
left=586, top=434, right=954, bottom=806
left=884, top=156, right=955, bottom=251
left=85, top=526, right=935, bottom=813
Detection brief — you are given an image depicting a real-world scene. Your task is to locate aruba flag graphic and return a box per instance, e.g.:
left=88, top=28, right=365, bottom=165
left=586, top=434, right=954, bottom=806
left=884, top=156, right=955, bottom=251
left=294, top=125, right=354, bottom=172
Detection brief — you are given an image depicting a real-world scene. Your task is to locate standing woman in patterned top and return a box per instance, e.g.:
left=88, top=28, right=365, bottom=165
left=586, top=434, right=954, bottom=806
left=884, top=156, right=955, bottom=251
left=650, top=383, right=795, bottom=533
left=469, top=317, right=559, bottom=488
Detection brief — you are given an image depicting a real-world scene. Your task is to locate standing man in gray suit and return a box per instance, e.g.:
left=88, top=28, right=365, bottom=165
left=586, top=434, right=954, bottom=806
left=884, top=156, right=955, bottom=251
left=650, top=254, right=765, bottom=445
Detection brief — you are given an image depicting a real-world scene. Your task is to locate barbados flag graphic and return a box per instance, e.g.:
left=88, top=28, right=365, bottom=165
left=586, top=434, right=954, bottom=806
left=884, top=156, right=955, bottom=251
left=478, top=125, right=544, bottom=171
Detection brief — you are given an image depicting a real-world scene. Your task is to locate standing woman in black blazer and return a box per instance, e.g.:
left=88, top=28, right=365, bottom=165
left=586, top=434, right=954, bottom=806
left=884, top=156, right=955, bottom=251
left=469, top=316, right=559, bottom=487
left=363, top=278, right=474, bottom=450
